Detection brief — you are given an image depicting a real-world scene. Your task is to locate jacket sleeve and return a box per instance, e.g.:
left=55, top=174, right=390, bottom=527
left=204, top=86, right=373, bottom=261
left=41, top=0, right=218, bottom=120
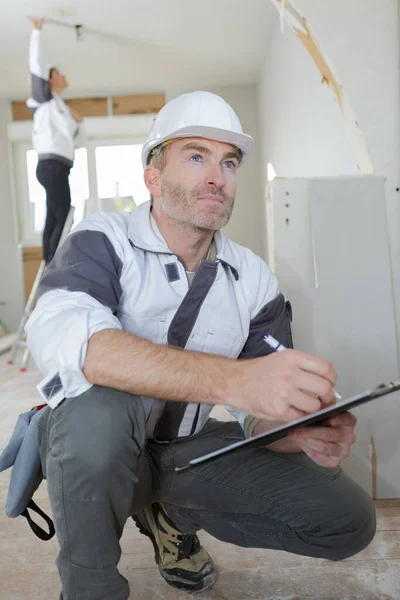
left=225, top=256, right=293, bottom=434
left=25, top=222, right=124, bottom=398
left=27, top=30, right=52, bottom=106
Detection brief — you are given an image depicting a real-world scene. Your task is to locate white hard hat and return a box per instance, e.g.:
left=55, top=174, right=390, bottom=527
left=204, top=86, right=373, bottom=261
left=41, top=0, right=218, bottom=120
left=141, top=91, right=254, bottom=168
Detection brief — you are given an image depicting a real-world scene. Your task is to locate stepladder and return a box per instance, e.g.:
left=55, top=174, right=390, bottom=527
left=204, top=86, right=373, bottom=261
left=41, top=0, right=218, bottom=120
left=8, top=206, right=75, bottom=371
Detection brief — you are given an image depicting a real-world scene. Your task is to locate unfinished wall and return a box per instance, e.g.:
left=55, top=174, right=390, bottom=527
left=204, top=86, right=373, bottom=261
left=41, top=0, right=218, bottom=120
left=0, top=100, right=24, bottom=332
left=259, top=0, right=400, bottom=358
left=209, top=84, right=263, bottom=257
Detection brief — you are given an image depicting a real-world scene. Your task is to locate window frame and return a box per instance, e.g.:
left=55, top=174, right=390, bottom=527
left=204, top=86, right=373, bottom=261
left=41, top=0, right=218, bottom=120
left=8, top=114, right=155, bottom=246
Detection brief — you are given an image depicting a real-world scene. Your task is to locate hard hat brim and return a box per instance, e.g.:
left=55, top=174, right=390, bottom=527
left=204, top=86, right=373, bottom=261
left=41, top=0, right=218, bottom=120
left=142, top=125, right=254, bottom=168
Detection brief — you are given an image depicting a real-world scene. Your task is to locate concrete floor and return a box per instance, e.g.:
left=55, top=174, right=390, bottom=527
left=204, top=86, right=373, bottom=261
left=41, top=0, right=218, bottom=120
left=1, top=352, right=400, bottom=599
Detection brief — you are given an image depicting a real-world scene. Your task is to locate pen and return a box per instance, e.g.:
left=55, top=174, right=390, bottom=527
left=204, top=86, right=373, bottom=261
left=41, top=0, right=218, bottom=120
left=263, top=333, right=342, bottom=401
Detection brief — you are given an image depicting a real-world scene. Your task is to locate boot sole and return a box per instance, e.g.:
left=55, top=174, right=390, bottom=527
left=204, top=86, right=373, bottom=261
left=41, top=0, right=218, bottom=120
left=159, top=562, right=218, bottom=593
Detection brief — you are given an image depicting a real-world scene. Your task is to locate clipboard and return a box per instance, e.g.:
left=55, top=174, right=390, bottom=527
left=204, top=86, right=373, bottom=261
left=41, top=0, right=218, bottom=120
left=176, top=380, right=400, bottom=472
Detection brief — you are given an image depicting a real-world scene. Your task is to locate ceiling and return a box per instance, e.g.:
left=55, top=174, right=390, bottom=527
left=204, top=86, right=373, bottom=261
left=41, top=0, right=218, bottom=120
left=1, top=1, right=279, bottom=99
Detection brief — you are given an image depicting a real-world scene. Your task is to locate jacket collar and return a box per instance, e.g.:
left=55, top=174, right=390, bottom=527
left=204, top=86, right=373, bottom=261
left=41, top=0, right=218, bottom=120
left=128, top=201, right=239, bottom=277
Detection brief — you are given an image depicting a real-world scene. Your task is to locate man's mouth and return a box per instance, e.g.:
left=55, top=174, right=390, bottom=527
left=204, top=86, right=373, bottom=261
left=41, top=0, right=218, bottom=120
left=197, top=195, right=224, bottom=204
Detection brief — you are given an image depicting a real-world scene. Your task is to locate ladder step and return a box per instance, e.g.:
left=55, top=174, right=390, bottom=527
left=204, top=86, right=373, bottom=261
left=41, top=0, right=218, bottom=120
left=10, top=205, right=76, bottom=371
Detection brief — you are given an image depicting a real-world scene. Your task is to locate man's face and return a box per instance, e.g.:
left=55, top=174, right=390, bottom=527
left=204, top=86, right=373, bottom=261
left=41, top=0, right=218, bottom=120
left=157, top=137, right=240, bottom=231
left=50, top=69, right=68, bottom=90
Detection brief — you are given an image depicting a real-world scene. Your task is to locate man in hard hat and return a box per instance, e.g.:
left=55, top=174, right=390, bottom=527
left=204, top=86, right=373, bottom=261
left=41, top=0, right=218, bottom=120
left=27, top=16, right=85, bottom=265
left=26, top=91, right=375, bottom=599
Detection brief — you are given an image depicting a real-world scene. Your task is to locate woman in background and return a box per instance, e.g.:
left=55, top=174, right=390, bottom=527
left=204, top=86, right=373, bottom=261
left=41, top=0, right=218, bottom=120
left=27, top=17, right=85, bottom=264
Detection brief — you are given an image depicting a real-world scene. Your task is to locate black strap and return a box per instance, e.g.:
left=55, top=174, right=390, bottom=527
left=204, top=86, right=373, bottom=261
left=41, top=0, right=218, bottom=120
left=154, top=261, right=218, bottom=441
left=21, top=499, right=55, bottom=541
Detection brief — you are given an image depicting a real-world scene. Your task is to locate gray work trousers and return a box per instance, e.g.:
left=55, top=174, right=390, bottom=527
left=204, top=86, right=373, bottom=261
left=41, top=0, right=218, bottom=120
left=36, top=386, right=376, bottom=600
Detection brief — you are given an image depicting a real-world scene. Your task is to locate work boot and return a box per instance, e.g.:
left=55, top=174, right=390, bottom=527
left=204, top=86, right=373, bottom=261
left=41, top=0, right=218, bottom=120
left=132, top=503, right=217, bottom=592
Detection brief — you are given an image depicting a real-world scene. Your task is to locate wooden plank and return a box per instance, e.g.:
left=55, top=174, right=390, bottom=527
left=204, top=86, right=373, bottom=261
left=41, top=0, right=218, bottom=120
left=376, top=507, right=400, bottom=531
left=121, top=527, right=400, bottom=566
left=11, top=97, right=108, bottom=121
left=11, top=101, right=32, bottom=121
left=12, top=94, right=163, bottom=120
left=64, top=97, right=107, bottom=118
left=1, top=480, right=400, bottom=599
left=347, top=530, right=400, bottom=561
left=112, top=93, right=165, bottom=116
left=375, top=499, right=400, bottom=508
left=22, top=246, right=42, bottom=301
left=22, top=246, right=43, bottom=261
left=116, top=555, right=400, bottom=600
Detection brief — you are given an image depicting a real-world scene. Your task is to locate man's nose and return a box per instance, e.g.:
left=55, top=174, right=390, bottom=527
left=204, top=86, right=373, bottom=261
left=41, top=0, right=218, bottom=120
left=205, top=162, right=225, bottom=189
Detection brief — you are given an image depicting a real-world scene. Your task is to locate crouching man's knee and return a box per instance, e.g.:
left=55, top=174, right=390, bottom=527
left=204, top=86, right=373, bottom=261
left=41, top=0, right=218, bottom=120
left=321, top=494, right=376, bottom=562
left=40, top=385, right=146, bottom=482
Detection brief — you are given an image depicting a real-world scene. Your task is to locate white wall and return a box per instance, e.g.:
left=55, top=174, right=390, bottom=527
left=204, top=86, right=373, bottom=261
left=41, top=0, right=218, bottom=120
left=0, top=100, right=24, bottom=332
left=259, top=0, right=400, bottom=359
left=210, top=84, right=263, bottom=257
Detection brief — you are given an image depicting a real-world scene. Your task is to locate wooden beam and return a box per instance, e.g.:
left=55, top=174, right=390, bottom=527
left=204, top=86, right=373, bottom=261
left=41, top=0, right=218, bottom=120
left=11, top=97, right=108, bottom=121
left=22, top=247, right=42, bottom=302
left=374, top=499, right=400, bottom=507
left=269, top=0, right=374, bottom=175
left=11, top=101, right=33, bottom=121
left=112, top=93, right=165, bottom=116
left=11, top=94, right=164, bottom=121
left=64, top=97, right=107, bottom=117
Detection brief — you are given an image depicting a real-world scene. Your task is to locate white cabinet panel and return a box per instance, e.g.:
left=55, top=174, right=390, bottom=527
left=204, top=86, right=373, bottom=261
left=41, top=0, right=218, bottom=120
left=267, top=176, right=399, bottom=498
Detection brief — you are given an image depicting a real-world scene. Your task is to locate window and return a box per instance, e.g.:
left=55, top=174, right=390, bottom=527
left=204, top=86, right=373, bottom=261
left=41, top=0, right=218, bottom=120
left=26, top=150, right=45, bottom=233
left=26, top=148, right=89, bottom=233
left=95, top=144, right=149, bottom=211
left=69, top=149, right=90, bottom=225
left=11, top=118, right=154, bottom=245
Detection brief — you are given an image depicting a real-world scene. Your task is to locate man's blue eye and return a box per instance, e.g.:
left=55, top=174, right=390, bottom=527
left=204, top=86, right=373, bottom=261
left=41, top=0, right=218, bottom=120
left=223, top=161, right=235, bottom=169
left=190, top=154, right=202, bottom=162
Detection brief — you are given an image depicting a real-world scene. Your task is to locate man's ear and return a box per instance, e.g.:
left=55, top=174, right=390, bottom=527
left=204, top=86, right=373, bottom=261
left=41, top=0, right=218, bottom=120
left=144, top=165, right=161, bottom=198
